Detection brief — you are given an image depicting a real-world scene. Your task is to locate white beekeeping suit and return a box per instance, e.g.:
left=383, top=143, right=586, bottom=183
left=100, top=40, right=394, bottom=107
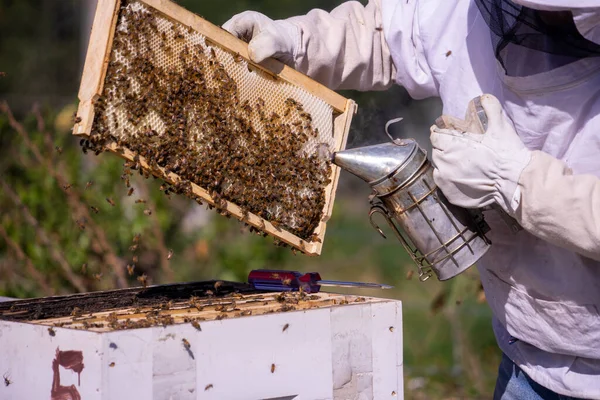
left=225, top=0, right=600, bottom=398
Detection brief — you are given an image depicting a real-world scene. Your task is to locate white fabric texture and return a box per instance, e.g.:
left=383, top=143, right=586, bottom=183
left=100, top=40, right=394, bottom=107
left=518, top=151, right=600, bottom=261
left=223, top=1, right=396, bottom=91
left=511, top=0, right=600, bottom=10
left=381, top=1, right=600, bottom=397
left=430, top=94, right=532, bottom=214
left=573, top=8, right=600, bottom=45
left=224, top=0, right=600, bottom=397
left=222, top=12, right=300, bottom=66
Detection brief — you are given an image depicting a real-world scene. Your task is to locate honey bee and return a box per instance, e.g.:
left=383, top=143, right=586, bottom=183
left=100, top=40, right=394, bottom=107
left=389, top=326, right=395, bottom=332
left=137, top=273, right=148, bottom=288
left=129, top=244, right=138, bottom=252
left=109, top=362, right=115, bottom=367
left=127, top=264, right=135, bottom=276
left=71, top=307, right=83, bottom=317
left=85, top=181, right=93, bottom=190
left=127, top=187, right=135, bottom=196
left=133, top=233, right=141, bottom=243
left=204, top=384, right=213, bottom=391
left=76, top=218, right=87, bottom=230
left=282, top=323, right=289, bottom=332
left=3, top=373, right=12, bottom=387
left=406, top=270, right=414, bottom=280
left=90, top=206, right=99, bottom=214
left=270, top=363, right=276, bottom=373
left=445, top=50, right=452, bottom=57
left=74, top=116, right=82, bottom=124
left=182, top=338, right=191, bottom=350
left=62, top=183, right=72, bottom=191
left=167, top=249, right=173, bottom=260
left=135, top=198, right=146, bottom=204
left=48, top=327, right=56, bottom=337
left=93, top=273, right=103, bottom=281
left=143, top=209, right=152, bottom=216
left=213, top=280, right=223, bottom=291
left=191, top=320, right=201, bottom=331
left=55, top=146, right=63, bottom=154
left=133, top=255, right=139, bottom=264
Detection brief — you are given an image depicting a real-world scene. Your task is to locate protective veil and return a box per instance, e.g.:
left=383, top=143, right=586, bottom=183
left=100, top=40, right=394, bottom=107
left=474, top=0, right=600, bottom=74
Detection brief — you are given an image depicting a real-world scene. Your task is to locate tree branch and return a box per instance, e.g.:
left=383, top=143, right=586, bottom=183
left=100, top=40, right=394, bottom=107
left=0, top=178, right=87, bottom=292
left=0, top=224, right=55, bottom=296
left=1, top=101, right=128, bottom=288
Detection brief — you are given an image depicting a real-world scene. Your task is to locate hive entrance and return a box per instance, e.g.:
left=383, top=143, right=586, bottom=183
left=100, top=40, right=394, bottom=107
left=74, top=0, right=356, bottom=254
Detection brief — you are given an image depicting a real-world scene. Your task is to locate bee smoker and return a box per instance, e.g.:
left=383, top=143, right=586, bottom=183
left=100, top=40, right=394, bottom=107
left=333, top=96, right=506, bottom=281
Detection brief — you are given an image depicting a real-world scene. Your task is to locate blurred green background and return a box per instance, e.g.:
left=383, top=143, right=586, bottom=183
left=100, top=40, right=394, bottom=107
left=0, top=0, right=499, bottom=398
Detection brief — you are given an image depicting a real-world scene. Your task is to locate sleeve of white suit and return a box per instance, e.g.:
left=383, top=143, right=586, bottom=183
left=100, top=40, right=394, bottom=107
left=516, top=151, right=600, bottom=261
left=286, top=0, right=396, bottom=91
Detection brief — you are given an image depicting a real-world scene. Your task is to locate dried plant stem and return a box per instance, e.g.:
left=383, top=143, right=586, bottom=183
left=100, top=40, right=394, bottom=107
left=0, top=179, right=87, bottom=292
left=1, top=101, right=128, bottom=288
left=136, top=180, right=174, bottom=280
left=0, top=224, right=55, bottom=296
left=32, top=103, right=54, bottom=155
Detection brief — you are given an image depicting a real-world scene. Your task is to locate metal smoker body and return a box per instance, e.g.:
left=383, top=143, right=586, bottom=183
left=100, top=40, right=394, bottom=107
left=333, top=97, right=503, bottom=281
left=334, top=140, right=491, bottom=281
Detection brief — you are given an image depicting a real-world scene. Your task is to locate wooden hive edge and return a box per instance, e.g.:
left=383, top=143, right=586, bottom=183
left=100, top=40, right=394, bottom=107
left=26, top=292, right=384, bottom=332
left=309, top=99, right=358, bottom=255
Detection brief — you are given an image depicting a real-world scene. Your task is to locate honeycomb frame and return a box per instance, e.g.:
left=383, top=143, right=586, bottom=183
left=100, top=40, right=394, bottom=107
left=72, top=0, right=357, bottom=256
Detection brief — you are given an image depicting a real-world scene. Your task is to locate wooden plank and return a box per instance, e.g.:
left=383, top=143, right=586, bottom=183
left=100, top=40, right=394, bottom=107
left=74, top=0, right=121, bottom=136
left=142, top=0, right=348, bottom=113
left=78, top=0, right=120, bottom=102
left=309, top=100, right=357, bottom=254
left=27, top=292, right=380, bottom=332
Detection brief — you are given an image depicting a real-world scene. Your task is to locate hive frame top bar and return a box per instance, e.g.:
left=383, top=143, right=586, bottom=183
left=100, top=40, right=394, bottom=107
left=72, top=0, right=357, bottom=256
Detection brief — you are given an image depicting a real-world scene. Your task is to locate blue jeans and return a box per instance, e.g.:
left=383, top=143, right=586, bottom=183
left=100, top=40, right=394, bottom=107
left=494, top=353, right=585, bottom=400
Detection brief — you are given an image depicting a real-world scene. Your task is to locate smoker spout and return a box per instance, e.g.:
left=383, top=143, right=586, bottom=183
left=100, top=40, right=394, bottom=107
left=332, top=142, right=419, bottom=185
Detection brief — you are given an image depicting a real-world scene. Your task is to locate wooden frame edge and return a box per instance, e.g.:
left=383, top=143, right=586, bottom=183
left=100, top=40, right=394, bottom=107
left=307, top=99, right=357, bottom=255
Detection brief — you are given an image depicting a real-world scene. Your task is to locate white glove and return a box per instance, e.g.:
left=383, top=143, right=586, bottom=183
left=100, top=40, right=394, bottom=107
left=430, top=94, right=532, bottom=215
left=222, top=11, right=300, bottom=66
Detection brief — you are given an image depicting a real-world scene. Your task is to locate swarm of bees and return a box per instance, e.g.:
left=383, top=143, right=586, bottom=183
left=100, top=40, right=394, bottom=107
left=82, top=0, right=333, bottom=242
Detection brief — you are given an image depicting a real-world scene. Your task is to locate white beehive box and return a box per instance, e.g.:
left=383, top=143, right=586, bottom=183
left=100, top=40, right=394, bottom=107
left=0, top=284, right=403, bottom=400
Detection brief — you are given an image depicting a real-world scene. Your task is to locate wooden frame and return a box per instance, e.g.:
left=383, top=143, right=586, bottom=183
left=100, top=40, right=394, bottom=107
left=73, top=0, right=356, bottom=256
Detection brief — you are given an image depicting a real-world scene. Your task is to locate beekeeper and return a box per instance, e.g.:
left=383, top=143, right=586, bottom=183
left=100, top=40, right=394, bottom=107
left=225, top=0, right=600, bottom=398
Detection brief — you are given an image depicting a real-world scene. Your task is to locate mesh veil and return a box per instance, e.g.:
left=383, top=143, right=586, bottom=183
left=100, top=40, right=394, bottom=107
left=475, top=0, right=600, bottom=70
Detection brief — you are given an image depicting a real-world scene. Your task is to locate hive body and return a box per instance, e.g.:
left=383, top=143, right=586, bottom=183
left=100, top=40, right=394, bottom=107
left=0, top=286, right=403, bottom=399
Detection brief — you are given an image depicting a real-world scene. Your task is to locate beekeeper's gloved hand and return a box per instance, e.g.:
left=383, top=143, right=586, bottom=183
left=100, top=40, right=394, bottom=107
left=222, top=11, right=299, bottom=66
left=430, top=94, right=532, bottom=215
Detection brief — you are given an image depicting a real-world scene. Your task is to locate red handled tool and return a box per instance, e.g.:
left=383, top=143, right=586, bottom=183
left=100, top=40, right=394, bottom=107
left=248, top=269, right=393, bottom=294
